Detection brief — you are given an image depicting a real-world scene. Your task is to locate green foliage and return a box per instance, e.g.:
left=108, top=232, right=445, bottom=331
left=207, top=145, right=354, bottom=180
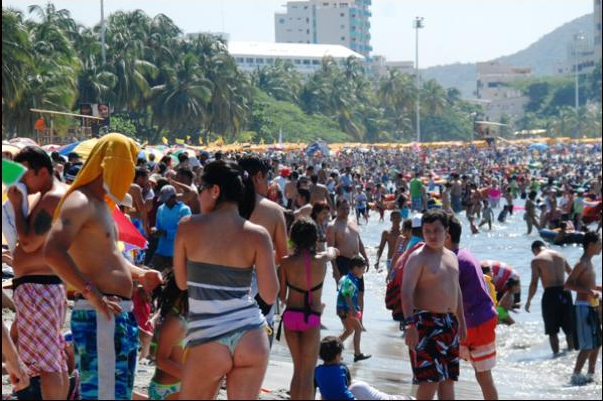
left=108, top=114, right=138, bottom=138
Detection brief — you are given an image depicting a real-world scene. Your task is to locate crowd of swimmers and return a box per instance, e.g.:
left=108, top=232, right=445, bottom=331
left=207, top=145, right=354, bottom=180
left=1, top=133, right=601, bottom=400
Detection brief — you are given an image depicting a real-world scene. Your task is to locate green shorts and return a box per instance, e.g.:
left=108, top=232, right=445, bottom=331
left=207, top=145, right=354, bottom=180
left=496, top=306, right=510, bottom=322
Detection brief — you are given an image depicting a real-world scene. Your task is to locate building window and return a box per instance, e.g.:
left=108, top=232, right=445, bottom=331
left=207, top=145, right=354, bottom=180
left=306, top=17, right=310, bottom=23
left=303, top=59, right=311, bottom=65
left=307, top=29, right=310, bottom=34
left=312, top=60, right=320, bottom=65
left=279, top=18, right=285, bottom=24
left=256, top=58, right=264, bottom=64
left=266, top=58, right=274, bottom=64
left=294, top=59, right=301, bottom=64
left=304, top=5, right=308, bottom=9
left=323, top=2, right=329, bottom=6
left=341, top=36, right=346, bottom=41
left=246, top=58, right=254, bottom=64
left=340, top=13, right=345, bottom=17
left=341, top=24, right=345, bottom=29
left=236, top=57, right=244, bottom=63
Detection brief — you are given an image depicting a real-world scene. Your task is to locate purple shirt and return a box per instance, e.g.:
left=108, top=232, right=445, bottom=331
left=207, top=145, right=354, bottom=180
left=455, top=248, right=497, bottom=328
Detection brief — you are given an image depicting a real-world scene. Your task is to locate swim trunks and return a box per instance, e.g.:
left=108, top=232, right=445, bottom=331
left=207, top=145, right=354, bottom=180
left=12, top=275, right=68, bottom=377
left=411, top=197, right=423, bottom=212
left=410, top=311, right=460, bottom=384
left=574, top=302, right=602, bottom=351
left=460, top=316, right=497, bottom=372
left=542, top=286, right=574, bottom=336
left=71, top=298, right=138, bottom=400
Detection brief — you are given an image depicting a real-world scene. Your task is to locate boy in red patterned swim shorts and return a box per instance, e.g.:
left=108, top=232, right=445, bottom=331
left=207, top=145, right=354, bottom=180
left=402, top=210, right=467, bottom=400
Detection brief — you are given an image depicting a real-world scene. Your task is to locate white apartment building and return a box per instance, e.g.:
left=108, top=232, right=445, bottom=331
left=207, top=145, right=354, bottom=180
left=275, top=0, right=372, bottom=58
left=476, top=61, right=531, bottom=121
left=227, top=41, right=365, bottom=75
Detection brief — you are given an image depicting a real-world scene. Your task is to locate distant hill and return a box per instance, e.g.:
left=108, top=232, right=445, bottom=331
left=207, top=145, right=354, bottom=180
left=421, top=13, right=595, bottom=98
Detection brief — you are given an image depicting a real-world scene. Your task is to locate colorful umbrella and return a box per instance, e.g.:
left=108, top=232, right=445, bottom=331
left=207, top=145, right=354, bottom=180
left=112, top=207, right=147, bottom=250
left=58, top=138, right=99, bottom=161
left=8, top=137, right=39, bottom=149
left=2, top=143, right=21, bottom=157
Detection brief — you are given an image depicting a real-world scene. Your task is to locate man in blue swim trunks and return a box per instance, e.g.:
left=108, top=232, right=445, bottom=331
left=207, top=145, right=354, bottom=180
left=45, top=134, right=163, bottom=400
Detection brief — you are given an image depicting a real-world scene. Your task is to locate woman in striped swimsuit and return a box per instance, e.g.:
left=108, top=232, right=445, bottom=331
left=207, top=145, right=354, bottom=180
left=174, top=160, right=279, bottom=400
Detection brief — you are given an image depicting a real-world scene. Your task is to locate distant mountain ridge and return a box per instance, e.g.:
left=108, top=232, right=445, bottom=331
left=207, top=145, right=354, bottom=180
left=421, top=13, right=595, bottom=98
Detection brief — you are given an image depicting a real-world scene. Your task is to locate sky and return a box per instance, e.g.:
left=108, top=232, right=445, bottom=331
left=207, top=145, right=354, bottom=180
left=3, top=0, right=594, bottom=68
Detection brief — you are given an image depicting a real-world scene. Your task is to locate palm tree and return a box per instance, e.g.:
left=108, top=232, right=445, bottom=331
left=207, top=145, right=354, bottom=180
left=421, top=79, right=448, bottom=115
left=151, top=53, right=212, bottom=140
left=2, top=8, right=31, bottom=106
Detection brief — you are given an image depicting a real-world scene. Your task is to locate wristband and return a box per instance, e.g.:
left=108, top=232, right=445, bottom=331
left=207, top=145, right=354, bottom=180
left=403, top=316, right=416, bottom=327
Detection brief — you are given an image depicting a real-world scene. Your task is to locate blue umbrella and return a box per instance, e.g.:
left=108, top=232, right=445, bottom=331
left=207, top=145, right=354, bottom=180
left=305, top=141, right=329, bottom=156
left=528, top=143, right=548, bottom=152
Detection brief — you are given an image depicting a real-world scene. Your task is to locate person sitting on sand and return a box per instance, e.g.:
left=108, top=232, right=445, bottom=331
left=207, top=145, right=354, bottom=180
left=314, top=336, right=413, bottom=401
left=278, top=218, right=338, bottom=400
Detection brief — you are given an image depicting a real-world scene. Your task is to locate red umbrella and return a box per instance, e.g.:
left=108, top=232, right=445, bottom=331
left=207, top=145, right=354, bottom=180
left=112, top=207, right=147, bottom=250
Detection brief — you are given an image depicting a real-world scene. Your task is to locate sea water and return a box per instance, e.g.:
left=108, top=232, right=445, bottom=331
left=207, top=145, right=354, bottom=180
left=272, top=208, right=602, bottom=400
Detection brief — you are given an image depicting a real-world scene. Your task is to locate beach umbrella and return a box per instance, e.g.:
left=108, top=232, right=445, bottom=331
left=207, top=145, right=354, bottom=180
left=58, top=138, right=99, bottom=161
left=2, top=143, right=21, bottom=157
left=305, top=141, right=330, bottom=157
left=112, top=207, right=147, bottom=250
left=42, top=144, right=62, bottom=152
left=8, top=137, right=38, bottom=149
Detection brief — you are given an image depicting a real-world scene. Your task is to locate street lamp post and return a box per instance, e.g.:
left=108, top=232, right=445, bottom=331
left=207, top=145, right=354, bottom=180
left=573, top=32, right=585, bottom=111
left=414, top=17, right=424, bottom=143
left=101, top=0, right=106, bottom=65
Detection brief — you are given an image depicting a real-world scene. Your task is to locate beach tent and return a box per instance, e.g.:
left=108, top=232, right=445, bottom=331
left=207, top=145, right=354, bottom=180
left=305, top=141, right=329, bottom=156
left=58, top=138, right=100, bottom=161
left=528, top=143, right=548, bottom=152
left=7, top=137, right=39, bottom=149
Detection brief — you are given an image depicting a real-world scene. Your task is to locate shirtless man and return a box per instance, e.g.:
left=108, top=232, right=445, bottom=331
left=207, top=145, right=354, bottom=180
left=375, top=211, right=401, bottom=277
left=450, top=174, right=463, bottom=214
left=128, top=167, right=150, bottom=236
left=327, top=199, right=370, bottom=315
left=564, top=232, right=602, bottom=385
left=327, top=199, right=370, bottom=283
left=402, top=209, right=467, bottom=400
left=285, top=171, right=300, bottom=210
left=525, top=191, right=540, bottom=235
left=239, top=156, right=288, bottom=340
left=310, top=174, right=334, bottom=211
left=44, top=133, right=162, bottom=400
left=293, top=188, right=313, bottom=220
left=526, top=241, right=575, bottom=355
left=8, top=147, right=69, bottom=400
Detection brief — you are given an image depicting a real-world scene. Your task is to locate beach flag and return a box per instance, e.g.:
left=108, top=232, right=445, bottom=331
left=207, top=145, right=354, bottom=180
left=198, top=136, right=203, bottom=145
left=162, top=137, right=169, bottom=145
left=175, top=138, right=185, bottom=145
left=2, top=159, right=26, bottom=186
left=186, top=135, right=191, bottom=143
left=112, top=207, right=147, bottom=250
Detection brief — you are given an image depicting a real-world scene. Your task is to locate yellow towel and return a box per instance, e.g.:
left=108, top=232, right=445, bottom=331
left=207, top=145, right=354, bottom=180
left=55, top=133, right=139, bottom=219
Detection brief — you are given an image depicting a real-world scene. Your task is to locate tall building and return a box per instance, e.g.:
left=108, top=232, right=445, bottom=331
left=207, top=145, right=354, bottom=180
left=595, top=0, right=602, bottom=61
left=275, top=0, right=372, bottom=58
left=476, top=61, right=531, bottom=121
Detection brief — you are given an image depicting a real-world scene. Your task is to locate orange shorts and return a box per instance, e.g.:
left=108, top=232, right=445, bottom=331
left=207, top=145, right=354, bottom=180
left=460, top=316, right=497, bottom=372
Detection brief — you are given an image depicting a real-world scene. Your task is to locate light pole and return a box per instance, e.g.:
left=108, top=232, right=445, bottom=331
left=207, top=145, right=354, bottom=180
left=100, top=0, right=106, bottom=65
left=573, top=32, right=585, bottom=111
left=414, top=17, right=424, bottom=142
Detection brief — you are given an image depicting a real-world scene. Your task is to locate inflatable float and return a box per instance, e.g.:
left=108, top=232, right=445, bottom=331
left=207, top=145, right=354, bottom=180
left=539, top=228, right=584, bottom=246
left=582, top=201, right=602, bottom=225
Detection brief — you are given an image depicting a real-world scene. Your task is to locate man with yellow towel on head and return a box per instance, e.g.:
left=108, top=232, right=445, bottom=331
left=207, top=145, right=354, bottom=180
left=44, top=133, right=163, bottom=400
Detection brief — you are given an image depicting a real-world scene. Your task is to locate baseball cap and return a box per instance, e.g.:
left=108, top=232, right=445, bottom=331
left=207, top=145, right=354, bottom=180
left=159, top=185, right=177, bottom=203
left=280, top=167, right=291, bottom=178
left=412, top=213, right=423, bottom=228
left=64, top=163, right=82, bottom=182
